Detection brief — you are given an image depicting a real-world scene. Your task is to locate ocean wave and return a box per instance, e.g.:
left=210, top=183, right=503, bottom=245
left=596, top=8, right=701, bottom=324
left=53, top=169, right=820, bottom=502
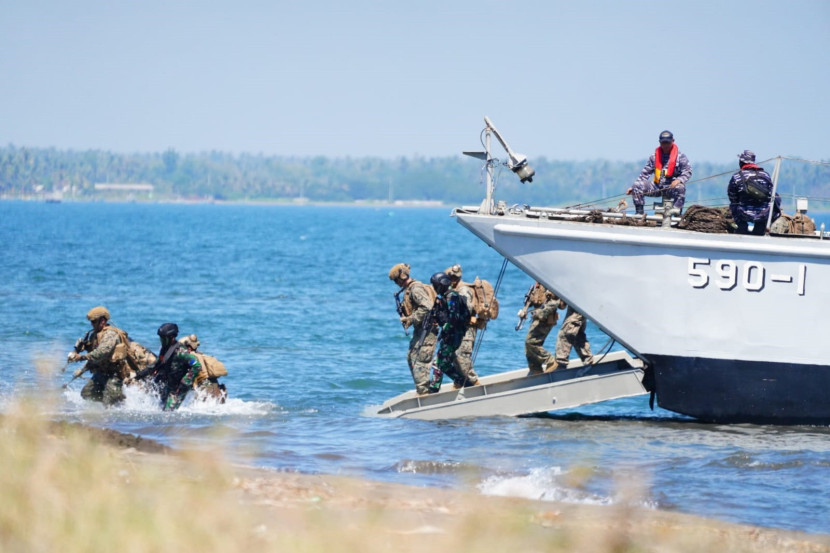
left=477, top=467, right=658, bottom=509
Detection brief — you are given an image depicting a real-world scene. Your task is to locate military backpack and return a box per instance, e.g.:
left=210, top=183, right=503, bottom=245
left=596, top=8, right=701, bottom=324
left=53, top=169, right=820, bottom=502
left=470, top=277, right=500, bottom=329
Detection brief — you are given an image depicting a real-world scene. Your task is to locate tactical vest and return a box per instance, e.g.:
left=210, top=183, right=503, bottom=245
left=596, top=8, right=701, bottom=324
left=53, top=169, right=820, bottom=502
left=89, top=325, right=129, bottom=376
left=402, top=281, right=436, bottom=317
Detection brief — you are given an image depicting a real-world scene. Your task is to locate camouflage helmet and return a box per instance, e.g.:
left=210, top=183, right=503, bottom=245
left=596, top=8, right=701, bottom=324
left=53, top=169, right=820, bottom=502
left=444, top=264, right=462, bottom=279
left=86, top=306, right=110, bottom=322
left=388, top=263, right=410, bottom=282
left=738, top=150, right=756, bottom=164
left=430, top=272, right=451, bottom=295
left=157, top=323, right=179, bottom=339
left=179, top=334, right=200, bottom=351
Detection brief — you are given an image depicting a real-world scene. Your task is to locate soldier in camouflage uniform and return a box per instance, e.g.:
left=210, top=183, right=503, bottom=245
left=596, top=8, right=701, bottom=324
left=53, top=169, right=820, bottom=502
left=132, top=323, right=202, bottom=411
left=67, top=306, right=128, bottom=406
left=520, top=283, right=564, bottom=374
left=180, top=334, right=228, bottom=403
left=431, top=272, right=477, bottom=390
left=627, top=130, right=692, bottom=215
left=728, top=150, right=781, bottom=235
left=389, top=263, right=438, bottom=395
left=444, top=264, right=480, bottom=387
left=554, top=304, right=594, bottom=369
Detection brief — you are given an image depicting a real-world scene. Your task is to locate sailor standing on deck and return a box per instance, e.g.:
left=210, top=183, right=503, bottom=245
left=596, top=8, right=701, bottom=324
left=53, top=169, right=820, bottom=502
left=389, top=263, right=438, bottom=395
left=627, top=130, right=692, bottom=215
left=728, top=150, right=781, bottom=235
left=519, top=283, right=565, bottom=374
left=444, top=264, right=480, bottom=387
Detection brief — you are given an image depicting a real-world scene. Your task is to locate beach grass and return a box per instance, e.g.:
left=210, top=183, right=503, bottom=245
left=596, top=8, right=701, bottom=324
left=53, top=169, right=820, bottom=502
left=1, top=398, right=828, bottom=553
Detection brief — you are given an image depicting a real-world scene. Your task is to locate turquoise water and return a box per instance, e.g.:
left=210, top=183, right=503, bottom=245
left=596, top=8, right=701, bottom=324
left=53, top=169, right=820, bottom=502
left=1, top=201, right=829, bottom=535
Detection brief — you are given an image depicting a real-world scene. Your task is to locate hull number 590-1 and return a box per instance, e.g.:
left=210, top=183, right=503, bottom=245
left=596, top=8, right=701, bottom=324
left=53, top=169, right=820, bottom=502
left=688, top=258, right=806, bottom=295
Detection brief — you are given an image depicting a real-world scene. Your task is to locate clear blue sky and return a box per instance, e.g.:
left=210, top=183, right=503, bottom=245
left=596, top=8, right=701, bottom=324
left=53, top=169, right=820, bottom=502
left=2, top=0, right=828, bottom=162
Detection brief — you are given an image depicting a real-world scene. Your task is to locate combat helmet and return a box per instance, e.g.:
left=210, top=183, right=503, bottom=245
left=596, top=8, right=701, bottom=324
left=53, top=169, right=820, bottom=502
left=179, top=334, right=200, bottom=351
left=388, top=263, right=410, bottom=282
left=444, top=264, right=462, bottom=279
left=86, top=306, right=110, bottom=322
left=430, top=272, right=451, bottom=295
left=157, top=323, right=179, bottom=339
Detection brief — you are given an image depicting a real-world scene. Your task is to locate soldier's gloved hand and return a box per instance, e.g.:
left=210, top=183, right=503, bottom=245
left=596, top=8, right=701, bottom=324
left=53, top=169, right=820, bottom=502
left=67, top=352, right=80, bottom=362
left=400, top=315, right=412, bottom=329
left=517, top=309, right=526, bottom=318
left=73, top=367, right=85, bottom=378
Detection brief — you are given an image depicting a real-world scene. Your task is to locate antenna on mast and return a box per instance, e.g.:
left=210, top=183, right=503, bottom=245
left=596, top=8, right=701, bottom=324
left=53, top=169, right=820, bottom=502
left=463, top=116, right=536, bottom=214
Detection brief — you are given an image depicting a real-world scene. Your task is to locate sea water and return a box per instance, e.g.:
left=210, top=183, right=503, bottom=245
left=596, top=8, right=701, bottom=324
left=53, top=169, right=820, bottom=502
left=1, top=201, right=828, bottom=535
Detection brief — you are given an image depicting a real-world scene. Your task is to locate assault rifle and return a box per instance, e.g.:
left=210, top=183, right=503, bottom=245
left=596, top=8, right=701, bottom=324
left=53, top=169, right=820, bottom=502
left=515, top=284, right=536, bottom=331
left=393, top=287, right=409, bottom=336
left=62, top=328, right=95, bottom=373
left=62, top=367, right=88, bottom=389
left=416, top=296, right=447, bottom=349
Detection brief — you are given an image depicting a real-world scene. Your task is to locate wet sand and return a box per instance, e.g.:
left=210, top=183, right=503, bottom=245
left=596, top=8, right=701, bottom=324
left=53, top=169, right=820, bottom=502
left=58, top=421, right=830, bottom=553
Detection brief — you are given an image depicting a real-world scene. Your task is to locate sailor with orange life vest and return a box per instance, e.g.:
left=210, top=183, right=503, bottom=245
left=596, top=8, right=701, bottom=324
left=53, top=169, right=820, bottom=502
left=626, top=130, right=692, bottom=215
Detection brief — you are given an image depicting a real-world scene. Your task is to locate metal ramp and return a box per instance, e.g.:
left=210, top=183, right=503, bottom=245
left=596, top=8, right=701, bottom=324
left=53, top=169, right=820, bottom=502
left=376, top=350, right=647, bottom=420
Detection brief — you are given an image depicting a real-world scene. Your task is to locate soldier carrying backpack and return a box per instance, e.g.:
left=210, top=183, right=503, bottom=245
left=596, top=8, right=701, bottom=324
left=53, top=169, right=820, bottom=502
left=728, top=150, right=781, bottom=235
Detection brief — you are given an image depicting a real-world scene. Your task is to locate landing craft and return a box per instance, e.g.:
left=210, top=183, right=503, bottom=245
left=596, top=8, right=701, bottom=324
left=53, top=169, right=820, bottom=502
left=382, top=117, right=830, bottom=425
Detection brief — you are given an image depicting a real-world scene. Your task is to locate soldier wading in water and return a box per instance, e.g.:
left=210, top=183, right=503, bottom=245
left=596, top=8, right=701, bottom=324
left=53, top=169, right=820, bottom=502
left=129, top=323, right=202, bottom=411
left=67, top=306, right=132, bottom=406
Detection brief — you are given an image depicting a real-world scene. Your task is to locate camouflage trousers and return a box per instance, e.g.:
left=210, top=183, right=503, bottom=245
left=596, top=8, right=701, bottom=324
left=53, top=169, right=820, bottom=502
left=555, top=307, right=593, bottom=368
left=631, top=182, right=686, bottom=211
left=524, top=317, right=556, bottom=373
left=451, top=326, right=479, bottom=386
left=408, top=327, right=438, bottom=395
left=81, top=371, right=125, bottom=406
left=436, top=326, right=476, bottom=388
left=163, top=383, right=192, bottom=411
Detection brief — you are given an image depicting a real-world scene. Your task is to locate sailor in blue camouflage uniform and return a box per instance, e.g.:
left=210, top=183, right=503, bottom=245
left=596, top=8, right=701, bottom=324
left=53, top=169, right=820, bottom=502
left=430, top=272, right=477, bottom=390
left=132, top=323, right=202, bottom=411
left=728, top=150, right=781, bottom=235
left=627, top=130, right=692, bottom=214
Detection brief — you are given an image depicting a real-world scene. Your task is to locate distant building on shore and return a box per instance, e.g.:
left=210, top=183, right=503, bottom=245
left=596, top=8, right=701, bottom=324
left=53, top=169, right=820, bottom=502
left=94, top=183, right=154, bottom=199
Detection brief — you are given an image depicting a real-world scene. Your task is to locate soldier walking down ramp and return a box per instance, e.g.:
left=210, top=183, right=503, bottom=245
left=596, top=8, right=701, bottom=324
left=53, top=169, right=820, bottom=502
left=66, top=306, right=130, bottom=406
left=389, top=263, right=438, bottom=395
left=519, top=283, right=564, bottom=374
left=555, top=305, right=594, bottom=369
left=431, top=272, right=478, bottom=390
left=444, top=264, right=480, bottom=387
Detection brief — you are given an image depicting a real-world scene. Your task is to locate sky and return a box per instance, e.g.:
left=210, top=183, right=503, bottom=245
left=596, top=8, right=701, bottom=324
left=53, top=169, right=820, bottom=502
left=2, top=0, right=829, bottom=163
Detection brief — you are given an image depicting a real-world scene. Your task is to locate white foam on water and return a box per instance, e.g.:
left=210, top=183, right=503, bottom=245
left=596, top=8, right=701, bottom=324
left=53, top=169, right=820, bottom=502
left=478, top=467, right=614, bottom=505
left=60, top=383, right=275, bottom=416
left=478, top=467, right=661, bottom=510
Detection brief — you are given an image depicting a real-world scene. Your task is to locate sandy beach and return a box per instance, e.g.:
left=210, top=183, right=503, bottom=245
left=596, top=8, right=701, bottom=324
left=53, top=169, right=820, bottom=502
left=8, top=416, right=824, bottom=553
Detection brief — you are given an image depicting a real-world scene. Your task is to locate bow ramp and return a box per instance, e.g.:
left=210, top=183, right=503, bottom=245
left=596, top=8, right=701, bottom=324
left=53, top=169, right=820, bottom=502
left=376, top=351, right=647, bottom=420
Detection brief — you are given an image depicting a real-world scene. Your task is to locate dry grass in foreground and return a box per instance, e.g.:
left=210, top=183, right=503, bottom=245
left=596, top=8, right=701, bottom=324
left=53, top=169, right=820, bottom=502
left=1, top=401, right=828, bottom=553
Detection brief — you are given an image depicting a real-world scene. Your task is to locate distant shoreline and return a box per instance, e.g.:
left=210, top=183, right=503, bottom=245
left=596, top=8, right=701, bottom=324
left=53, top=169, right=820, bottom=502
left=0, top=196, right=450, bottom=208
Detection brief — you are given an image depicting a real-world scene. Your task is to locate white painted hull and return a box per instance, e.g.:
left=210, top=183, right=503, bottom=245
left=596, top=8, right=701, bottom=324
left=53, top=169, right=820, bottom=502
left=455, top=211, right=830, bottom=424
